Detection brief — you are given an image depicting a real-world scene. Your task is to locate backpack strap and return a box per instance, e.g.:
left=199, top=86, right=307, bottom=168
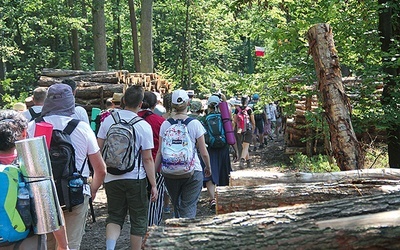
left=167, top=117, right=194, bottom=125
left=63, top=119, right=80, bottom=135
left=127, top=116, right=143, bottom=126
left=111, top=111, right=121, bottom=124
left=29, top=108, right=41, bottom=121
left=141, top=110, right=153, bottom=120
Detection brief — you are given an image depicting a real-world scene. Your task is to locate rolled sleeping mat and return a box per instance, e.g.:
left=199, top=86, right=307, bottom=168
left=219, top=101, right=236, bottom=145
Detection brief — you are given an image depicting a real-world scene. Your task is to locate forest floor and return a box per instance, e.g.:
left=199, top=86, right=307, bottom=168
left=81, top=133, right=290, bottom=249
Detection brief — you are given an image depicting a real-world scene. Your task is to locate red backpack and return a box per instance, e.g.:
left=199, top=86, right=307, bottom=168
left=236, top=106, right=250, bottom=131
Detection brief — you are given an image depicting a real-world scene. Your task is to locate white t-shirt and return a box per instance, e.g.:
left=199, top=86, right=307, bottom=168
left=159, top=117, right=206, bottom=172
left=269, top=104, right=277, bottom=122
left=22, top=106, right=42, bottom=121
left=73, top=106, right=90, bottom=124
left=97, top=110, right=154, bottom=183
left=27, top=115, right=100, bottom=196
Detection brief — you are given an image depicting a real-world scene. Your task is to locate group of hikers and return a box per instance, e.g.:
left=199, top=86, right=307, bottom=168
left=0, top=82, right=283, bottom=250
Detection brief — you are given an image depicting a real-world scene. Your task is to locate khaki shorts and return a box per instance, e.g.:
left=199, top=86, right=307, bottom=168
left=46, top=195, right=90, bottom=250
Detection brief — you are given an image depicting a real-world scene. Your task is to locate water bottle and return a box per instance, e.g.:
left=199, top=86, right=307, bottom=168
left=17, top=182, right=32, bottom=229
left=69, top=173, right=84, bottom=192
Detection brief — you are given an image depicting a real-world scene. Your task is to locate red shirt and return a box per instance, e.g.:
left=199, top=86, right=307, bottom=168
left=137, top=110, right=165, bottom=164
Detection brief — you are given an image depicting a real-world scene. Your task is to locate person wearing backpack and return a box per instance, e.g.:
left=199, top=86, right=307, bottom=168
left=202, top=95, right=232, bottom=209
left=61, top=79, right=90, bottom=125
left=27, top=84, right=106, bottom=250
left=22, top=87, right=47, bottom=122
left=0, top=109, right=69, bottom=250
left=97, top=86, right=158, bottom=250
left=154, top=89, right=211, bottom=219
left=233, top=95, right=256, bottom=169
left=137, top=91, right=166, bottom=227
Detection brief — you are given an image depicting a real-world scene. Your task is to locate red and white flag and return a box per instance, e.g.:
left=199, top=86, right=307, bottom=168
left=255, top=46, right=265, bottom=57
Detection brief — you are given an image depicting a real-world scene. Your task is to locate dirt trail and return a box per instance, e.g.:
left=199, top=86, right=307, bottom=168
left=81, top=133, right=289, bottom=249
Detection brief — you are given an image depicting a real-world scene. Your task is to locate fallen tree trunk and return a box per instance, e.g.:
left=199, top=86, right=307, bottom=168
left=145, top=192, right=400, bottom=249
left=216, top=180, right=400, bottom=214
left=230, top=168, right=400, bottom=186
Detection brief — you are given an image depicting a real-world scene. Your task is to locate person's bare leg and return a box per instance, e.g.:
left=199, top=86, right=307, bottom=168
left=106, top=223, right=121, bottom=250
left=130, top=235, right=142, bottom=250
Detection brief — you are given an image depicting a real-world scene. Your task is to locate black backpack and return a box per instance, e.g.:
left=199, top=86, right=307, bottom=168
left=35, top=118, right=85, bottom=211
left=28, top=108, right=41, bottom=121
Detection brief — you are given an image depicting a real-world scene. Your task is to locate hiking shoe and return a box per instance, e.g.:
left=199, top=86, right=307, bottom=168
left=253, top=146, right=257, bottom=152
left=239, top=158, right=245, bottom=169
left=259, top=144, right=264, bottom=149
left=246, top=159, right=251, bottom=168
left=210, top=199, right=216, bottom=210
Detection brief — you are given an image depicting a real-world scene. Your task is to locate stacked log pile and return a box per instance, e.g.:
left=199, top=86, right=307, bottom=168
left=37, top=68, right=171, bottom=111
left=144, top=169, right=400, bottom=249
left=284, top=77, right=385, bottom=155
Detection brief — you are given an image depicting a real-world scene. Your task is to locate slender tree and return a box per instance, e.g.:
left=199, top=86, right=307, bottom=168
left=378, top=0, right=400, bottom=168
left=92, top=0, right=108, bottom=71
left=128, top=0, right=141, bottom=72
left=68, top=0, right=82, bottom=70
left=140, top=0, right=154, bottom=73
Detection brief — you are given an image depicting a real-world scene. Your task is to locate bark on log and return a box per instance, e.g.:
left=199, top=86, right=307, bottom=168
left=75, top=84, right=124, bottom=99
left=145, top=192, right=400, bottom=249
left=307, top=23, right=364, bottom=170
left=216, top=181, right=400, bottom=214
left=230, top=168, right=400, bottom=186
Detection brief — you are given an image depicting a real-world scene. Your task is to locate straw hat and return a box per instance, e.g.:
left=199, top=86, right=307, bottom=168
left=112, top=93, right=124, bottom=103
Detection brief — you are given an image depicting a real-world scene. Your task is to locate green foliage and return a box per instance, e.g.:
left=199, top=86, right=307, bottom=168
left=0, top=0, right=399, bottom=168
left=287, top=153, right=340, bottom=173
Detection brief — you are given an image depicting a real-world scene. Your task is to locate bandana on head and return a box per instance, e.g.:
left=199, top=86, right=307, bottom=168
left=41, top=84, right=75, bottom=117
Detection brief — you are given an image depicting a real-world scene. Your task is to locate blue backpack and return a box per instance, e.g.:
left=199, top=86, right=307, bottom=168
left=204, top=113, right=227, bottom=148
left=0, top=165, right=31, bottom=245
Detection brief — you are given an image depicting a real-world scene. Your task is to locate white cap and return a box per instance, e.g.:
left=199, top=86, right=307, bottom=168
left=172, top=89, right=190, bottom=105
left=207, top=95, right=220, bottom=105
left=186, top=90, right=195, bottom=97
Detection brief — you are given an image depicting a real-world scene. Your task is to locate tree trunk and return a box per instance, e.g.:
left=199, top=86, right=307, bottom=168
left=229, top=168, right=400, bottom=186
left=68, top=0, right=81, bottom=70
left=216, top=180, right=400, bottom=214
left=128, top=0, right=140, bottom=72
left=307, top=23, right=364, bottom=171
left=140, top=0, right=153, bottom=73
left=92, top=0, right=108, bottom=71
left=379, top=0, right=400, bottom=168
left=145, top=192, right=400, bottom=249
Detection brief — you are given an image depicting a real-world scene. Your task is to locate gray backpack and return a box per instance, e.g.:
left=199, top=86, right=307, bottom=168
left=102, top=112, right=143, bottom=175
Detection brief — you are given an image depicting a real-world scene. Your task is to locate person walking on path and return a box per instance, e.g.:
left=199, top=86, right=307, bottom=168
left=154, top=89, right=211, bottom=219
left=202, top=95, right=232, bottom=209
left=27, top=83, right=106, bottom=250
left=0, top=109, right=70, bottom=250
left=97, top=85, right=158, bottom=250
left=22, top=87, right=47, bottom=121
left=233, top=95, right=255, bottom=169
left=137, top=91, right=166, bottom=226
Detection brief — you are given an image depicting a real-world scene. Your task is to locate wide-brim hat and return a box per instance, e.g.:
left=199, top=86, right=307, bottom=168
left=112, top=93, right=124, bottom=103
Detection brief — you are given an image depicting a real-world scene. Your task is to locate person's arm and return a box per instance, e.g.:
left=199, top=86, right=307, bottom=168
left=142, top=149, right=158, bottom=202
left=87, top=151, right=106, bottom=200
left=53, top=225, right=69, bottom=250
left=196, top=135, right=211, bottom=177
left=154, top=136, right=163, bottom=173
left=250, top=113, right=256, bottom=133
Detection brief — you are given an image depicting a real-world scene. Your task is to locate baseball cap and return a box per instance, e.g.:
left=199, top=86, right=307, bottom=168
left=207, top=95, right=220, bottom=105
left=172, top=89, right=190, bottom=105
left=186, top=90, right=195, bottom=97
left=253, top=93, right=259, bottom=100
